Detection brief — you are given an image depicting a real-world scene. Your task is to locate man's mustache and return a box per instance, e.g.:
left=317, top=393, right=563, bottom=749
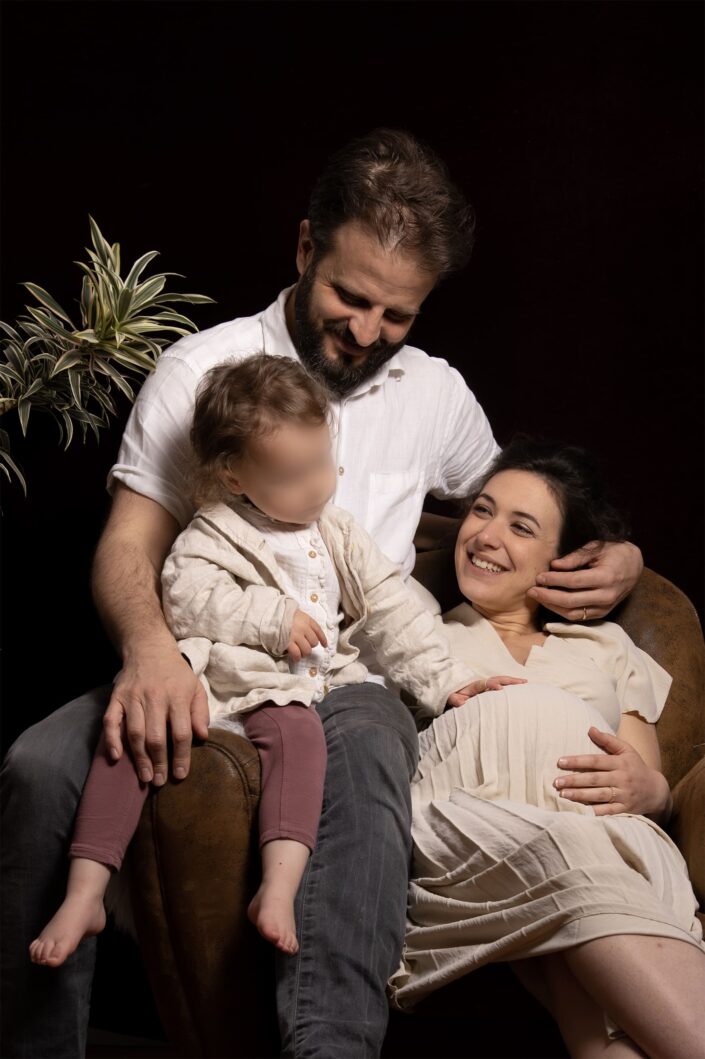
left=322, top=321, right=389, bottom=357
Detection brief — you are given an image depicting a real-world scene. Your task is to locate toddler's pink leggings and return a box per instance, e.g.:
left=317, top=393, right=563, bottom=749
left=242, top=703, right=326, bottom=851
left=69, top=703, right=327, bottom=871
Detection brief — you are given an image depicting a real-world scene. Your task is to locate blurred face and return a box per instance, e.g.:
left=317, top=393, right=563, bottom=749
left=455, top=470, right=563, bottom=613
left=291, top=220, right=437, bottom=397
left=222, top=421, right=336, bottom=525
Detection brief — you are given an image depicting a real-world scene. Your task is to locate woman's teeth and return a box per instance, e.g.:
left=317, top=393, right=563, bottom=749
left=471, top=556, right=504, bottom=573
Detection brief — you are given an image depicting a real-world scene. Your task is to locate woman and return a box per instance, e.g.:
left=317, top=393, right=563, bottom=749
left=389, top=438, right=705, bottom=1059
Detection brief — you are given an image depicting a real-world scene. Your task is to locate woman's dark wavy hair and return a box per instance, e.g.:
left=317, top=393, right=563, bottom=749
left=307, top=128, right=476, bottom=278
left=467, top=435, right=630, bottom=556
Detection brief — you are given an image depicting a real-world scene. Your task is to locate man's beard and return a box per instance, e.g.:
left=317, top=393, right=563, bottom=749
left=293, top=265, right=406, bottom=399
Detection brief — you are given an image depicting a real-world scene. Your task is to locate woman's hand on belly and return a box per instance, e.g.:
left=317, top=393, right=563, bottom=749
left=552, top=726, right=671, bottom=818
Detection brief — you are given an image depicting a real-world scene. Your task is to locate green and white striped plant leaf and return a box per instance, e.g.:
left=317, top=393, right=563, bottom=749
left=1, top=217, right=214, bottom=493
left=22, top=283, right=75, bottom=326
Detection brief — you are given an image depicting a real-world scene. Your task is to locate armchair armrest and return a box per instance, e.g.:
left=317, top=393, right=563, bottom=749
left=670, top=756, right=705, bottom=913
left=128, top=728, right=274, bottom=1058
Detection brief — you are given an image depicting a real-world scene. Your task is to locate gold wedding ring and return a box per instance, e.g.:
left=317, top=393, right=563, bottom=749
left=609, top=786, right=616, bottom=803
left=582, top=606, right=588, bottom=622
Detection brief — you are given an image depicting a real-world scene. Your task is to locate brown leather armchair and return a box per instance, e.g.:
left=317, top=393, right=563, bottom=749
left=126, top=515, right=705, bottom=1058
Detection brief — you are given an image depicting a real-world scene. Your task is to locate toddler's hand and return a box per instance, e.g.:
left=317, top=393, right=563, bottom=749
left=448, top=675, right=527, bottom=708
left=287, top=610, right=328, bottom=662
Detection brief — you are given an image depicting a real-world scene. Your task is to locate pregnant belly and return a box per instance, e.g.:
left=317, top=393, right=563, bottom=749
left=413, top=682, right=611, bottom=813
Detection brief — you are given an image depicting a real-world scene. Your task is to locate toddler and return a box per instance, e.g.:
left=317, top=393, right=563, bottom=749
left=30, top=354, right=521, bottom=963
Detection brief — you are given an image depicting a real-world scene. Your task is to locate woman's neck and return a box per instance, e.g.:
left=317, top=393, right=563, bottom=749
left=471, top=601, right=546, bottom=664
left=471, top=601, right=543, bottom=638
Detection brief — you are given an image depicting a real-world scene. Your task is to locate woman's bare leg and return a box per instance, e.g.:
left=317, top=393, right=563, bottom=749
left=562, top=935, right=705, bottom=1059
left=28, top=858, right=109, bottom=967
left=534, top=954, right=646, bottom=1058
left=512, top=957, right=644, bottom=1058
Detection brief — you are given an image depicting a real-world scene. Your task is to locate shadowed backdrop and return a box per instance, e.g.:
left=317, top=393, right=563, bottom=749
left=1, top=1, right=703, bottom=1049
left=2, top=0, right=702, bottom=749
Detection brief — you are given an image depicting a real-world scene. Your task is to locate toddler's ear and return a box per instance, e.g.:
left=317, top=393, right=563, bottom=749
left=221, top=470, right=245, bottom=495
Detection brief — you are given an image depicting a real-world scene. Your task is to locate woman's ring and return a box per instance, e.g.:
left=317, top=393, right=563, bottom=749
left=609, top=786, right=616, bottom=803
left=582, top=606, right=588, bottom=622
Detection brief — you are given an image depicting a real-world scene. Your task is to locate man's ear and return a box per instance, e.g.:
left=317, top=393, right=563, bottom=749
left=295, top=219, right=314, bottom=277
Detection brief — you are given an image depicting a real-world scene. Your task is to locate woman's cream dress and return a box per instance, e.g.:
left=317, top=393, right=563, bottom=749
left=389, top=604, right=704, bottom=1012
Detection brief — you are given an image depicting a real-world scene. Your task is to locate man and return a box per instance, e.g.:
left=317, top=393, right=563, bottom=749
left=1, top=129, right=642, bottom=1058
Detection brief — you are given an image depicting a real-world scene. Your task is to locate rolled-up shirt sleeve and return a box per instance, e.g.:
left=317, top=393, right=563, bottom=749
left=106, top=304, right=270, bottom=528
left=107, top=357, right=204, bottom=529
left=430, top=364, right=500, bottom=500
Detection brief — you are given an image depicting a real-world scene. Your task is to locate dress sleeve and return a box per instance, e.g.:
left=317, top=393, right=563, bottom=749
left=591, top=622, right=672, bottom=723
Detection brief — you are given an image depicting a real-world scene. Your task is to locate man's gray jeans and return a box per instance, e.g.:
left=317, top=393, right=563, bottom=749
left=1, top=682, right=418, bottom=1058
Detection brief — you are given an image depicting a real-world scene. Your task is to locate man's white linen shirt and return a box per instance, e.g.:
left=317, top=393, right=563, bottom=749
left=109, top=286, right=499, bottom=582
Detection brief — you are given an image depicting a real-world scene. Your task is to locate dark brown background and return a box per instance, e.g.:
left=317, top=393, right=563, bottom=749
left=3, top=0, right=703, bottom=743
left=1, top=0, right=703, bottom=1044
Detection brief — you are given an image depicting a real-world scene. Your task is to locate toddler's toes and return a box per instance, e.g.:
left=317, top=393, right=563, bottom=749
left=282, top=932, right=299, bottom=956
left=42, top=939, right=70, bottom=966
left=29, top=938, right=54, bottom=965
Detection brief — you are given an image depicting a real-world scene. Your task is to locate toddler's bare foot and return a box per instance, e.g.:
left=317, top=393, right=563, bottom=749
left=248, top=884, right=299, bottom=955
left=29, top=893, right=106, bottom=968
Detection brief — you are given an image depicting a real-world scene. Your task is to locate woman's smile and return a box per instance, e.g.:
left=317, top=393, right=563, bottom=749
left=468, top=553, right=508, bottom=575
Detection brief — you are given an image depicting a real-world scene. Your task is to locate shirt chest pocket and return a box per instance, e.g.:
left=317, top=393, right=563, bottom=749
left=366, top=470, right=425, bottom=567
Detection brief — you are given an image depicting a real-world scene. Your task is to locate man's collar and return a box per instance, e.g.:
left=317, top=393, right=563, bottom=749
left=261, top=286, right=300, bottom=362
left=344, top=353, right=405, bottom=400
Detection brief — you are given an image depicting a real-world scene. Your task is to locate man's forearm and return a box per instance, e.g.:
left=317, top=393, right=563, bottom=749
left=90, top=487, right=208, bottom=781
left=92, top=532, right=177, bottom=660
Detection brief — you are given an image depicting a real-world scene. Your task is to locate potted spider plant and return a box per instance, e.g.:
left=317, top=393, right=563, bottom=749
left=0, top=217, right=214, bottom=493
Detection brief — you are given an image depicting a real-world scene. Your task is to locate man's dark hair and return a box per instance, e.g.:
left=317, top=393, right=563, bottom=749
left=468, top=435, right=630, bottom=557
left=307, top=128, right=476, bottom=278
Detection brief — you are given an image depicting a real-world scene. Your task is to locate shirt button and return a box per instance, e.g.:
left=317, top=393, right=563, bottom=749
left=338, top=466, right=344, bottom=476
left=308, top=666, right=318, bottom=677
left=310, top=593, right=319, bottom=603
left=308, top=550, right=317, bottom=558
